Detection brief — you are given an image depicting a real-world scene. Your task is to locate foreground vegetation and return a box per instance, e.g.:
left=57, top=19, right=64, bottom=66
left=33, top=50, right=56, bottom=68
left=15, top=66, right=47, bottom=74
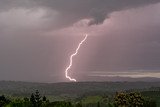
left=0, top=90, right=157, bottom=107
left=0, top=81, right=159, bottom=107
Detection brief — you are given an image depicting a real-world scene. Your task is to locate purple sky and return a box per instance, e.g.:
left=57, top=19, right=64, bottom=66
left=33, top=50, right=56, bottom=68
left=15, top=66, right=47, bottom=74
left=0, top=0, right=160, bottom=82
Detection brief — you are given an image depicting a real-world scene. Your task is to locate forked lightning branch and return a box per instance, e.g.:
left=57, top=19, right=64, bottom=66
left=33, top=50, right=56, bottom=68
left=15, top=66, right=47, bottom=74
left=65, top=34, right=88, bottom=82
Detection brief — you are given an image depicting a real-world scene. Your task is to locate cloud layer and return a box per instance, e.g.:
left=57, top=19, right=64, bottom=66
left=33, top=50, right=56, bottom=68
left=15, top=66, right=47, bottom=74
left=0, top=0, right=160, bottom=82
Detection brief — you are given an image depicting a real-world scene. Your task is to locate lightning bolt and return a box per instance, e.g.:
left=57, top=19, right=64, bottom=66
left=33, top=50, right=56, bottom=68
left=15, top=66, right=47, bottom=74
left=65, top=34, right=88, bottom=82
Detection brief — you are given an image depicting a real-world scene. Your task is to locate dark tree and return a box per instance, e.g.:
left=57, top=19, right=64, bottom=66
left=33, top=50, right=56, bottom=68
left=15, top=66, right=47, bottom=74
left=30, top=90, right=42, bottom=107
left=35, top=90, right=42, bottom=107
left=114, top=92, right=156, bottom=107
left=30, top=93, right=36, bottom=107
left=0, top=95, right=10, bottom=107
left=97, top=102, right=100, bottom=107
left=42, top=96, right=46, bottom=102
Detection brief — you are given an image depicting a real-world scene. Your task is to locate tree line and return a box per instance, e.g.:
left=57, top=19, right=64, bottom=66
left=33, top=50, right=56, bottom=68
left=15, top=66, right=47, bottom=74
left=0, top=90, right=157, bottom=107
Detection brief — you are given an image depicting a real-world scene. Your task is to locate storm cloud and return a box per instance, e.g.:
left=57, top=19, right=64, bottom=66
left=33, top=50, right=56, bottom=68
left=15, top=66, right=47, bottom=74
left=0, top=0, right=160, bottom=82
left=0, top=0, right=160, bottom=28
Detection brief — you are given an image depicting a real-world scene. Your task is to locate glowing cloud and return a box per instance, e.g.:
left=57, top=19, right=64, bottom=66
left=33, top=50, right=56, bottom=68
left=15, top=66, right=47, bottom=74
left=65, top=34, right=88, bottom=82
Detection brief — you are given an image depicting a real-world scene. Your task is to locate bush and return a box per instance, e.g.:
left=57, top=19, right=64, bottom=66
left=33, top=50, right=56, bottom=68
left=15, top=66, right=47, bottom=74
left=0, top=95, right=10, bottom=107
left=114, top=92, right=156, bottom=107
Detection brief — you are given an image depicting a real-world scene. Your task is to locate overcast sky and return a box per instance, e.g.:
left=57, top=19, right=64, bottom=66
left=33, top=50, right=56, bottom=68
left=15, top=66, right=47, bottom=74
left=0, top=0, right=160, bottom=82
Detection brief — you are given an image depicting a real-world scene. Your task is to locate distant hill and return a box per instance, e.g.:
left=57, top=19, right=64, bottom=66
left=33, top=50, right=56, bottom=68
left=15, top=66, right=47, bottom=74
left=0, top=81, right=160, bottom=97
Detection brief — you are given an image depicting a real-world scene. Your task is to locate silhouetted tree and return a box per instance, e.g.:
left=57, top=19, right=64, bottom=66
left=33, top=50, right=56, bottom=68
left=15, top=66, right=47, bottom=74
left=30, top=90, right=42, bottom=107
left=35, top=90, right=42, bottom=107
left=97, top=102, right=100, bottom=107
left=42, top=96, right=46, bottom=102
left=30, top=93, right=36, bottom=107
left=0, top=95, right=10, bottom=107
